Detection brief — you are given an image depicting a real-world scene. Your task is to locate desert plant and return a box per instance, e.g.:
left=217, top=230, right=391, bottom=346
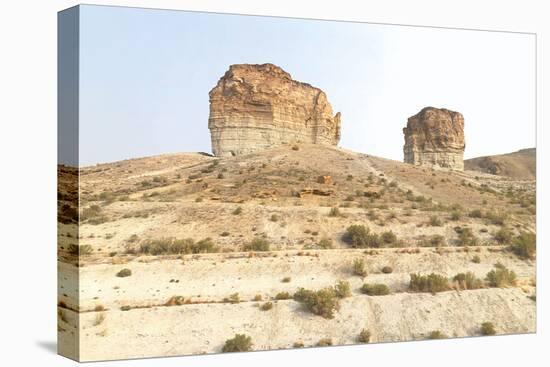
left=352, top=258, right=368, bottom=277
left=409, top=273, right=450, bottom=294
left=334, top=280, right=352, bottom=298
left=260, top=302, right=273, bottom=311
left=232, top=207, right=243, bottom=215
left=358, top=329, right=371, bottom=343
left=360, top=283, right=390, bottom=296
left=328, top=207, right=342, bottom=217
left=456, top=227, right=479, bottom=246
left=281, top=276, right=291, bottom=283
left=270, top=214, right=279, bottom=222
left=480, top=322, right=496, bottom=336
left=450, top=210, right=461, bottom=221
left=486, top=265, right=516, bottom=287
left=429, top=215, right=443, bottom=227
left=294, top=287, right=340, bottom=319
left=116, top=268, right=132, bottom=278
left=381, top=266, right=393, bottom=274
left=472, top=255, right=481, bottom=264
left=225, top=293, right=240, bottom=304
left=468, top=209, right=483, bottom=218
left=253, top=294, right=262, bottom=302
left=494, top=227, right=514, bottom=245
left=318, top=237, right=333, bottom=249
left=275, top=292, right=291, bottom=300
left=510, top=231, right=536, bottom=259
left=428, top=330, right=446, bottom=339
left=344, top=225, right=381, bottom=248
left=317, top=338, right=333, bottom=347
left=381, top=230, right=397, bottom=245
left=453, top=272, right=483, bottom=290
left=222, top=334, right=253, bottom=352
left=243, top=237, right=270, bottom=252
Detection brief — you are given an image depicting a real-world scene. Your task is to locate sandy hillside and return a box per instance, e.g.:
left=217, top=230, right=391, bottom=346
left=465, top=148, right=536, bottom=180
left=58, top=144, right=536, bottom=361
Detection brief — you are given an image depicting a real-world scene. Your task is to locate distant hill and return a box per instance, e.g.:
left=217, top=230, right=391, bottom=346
left=465, top=148, right=536, bottom=180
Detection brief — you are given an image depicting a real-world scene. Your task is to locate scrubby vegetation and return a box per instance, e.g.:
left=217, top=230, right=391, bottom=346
left=381, top=266, right=393, bottom=274
left=352, top=258, right=367, bottom=277
left=260, top=302, right=273, bottom=311
left=222, top=334, right=253, bottom=352
left=318, top=237, right=333, bottom=249
left=139, top=237, right=218, bottom=255
left=116, top=268, right=132, bottom=278
left=428, top=330, right=446, bottom=339
left=344, top=225, right=381, bottom=248
left=358, top=329, right=371, bottom=343
left=334, top=280, right=352, bottom=298
left=360, top=283, right=390, bottom=296
left=480, top=322, right=496, bottom=336
left=294, top=284, right=343, bottom=319
left=317, top=338, right=333, bottom=347
left=452, top=272, right=483, bottom=290
left=486, top=265, right=516, bottom=287
left=455, top=227, right=479, bottom=246
left=409, top=273, right=450, bottom=294
left=243, top=238, right=270, bottom=252
left=275, top=292, right=291, bottom=300
left=68, top=244, right=93, bottom=256
left=510, top=231, right=535, bottom=259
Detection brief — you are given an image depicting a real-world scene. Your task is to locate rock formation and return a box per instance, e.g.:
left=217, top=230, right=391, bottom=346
left=403, top=107, right=465, bottom=170
left=208, top=63, right=341, bottom=157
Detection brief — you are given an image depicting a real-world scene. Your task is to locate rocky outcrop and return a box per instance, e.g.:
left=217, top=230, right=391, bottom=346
left=403, top=107, right=465, bottom=170
left=208, top=63, right=341, bottom=157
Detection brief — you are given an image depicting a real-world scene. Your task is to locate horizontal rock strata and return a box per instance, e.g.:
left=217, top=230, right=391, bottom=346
left=403, top=107, right=465, bottom=170
left=208, top=63, right=341, bottom=157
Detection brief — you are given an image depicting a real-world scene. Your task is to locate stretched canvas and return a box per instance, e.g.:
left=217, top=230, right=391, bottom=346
left=57, top=4, right=537, bottom=362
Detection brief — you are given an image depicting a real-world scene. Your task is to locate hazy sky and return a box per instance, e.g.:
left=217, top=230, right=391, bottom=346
left=78, top=5, right=536, bottom=166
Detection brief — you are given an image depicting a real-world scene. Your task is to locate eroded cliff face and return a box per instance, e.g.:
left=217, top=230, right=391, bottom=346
left=208, top=63, right=341, bottom=157
left=403, top=107, right=465, bottom=170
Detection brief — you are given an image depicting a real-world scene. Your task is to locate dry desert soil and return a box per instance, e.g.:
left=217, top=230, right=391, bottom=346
left=57, top=144, right=536, bottom=361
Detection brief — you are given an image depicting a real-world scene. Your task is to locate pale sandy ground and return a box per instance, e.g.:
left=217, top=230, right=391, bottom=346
left=58, top=145, right=536, bottom=361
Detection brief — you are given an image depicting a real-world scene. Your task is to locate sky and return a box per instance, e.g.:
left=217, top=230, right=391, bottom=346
left=76, top=5, right=536, bottom=166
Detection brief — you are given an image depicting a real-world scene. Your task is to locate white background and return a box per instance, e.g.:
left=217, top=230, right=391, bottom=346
left=0, top=1, right=547, bottom=366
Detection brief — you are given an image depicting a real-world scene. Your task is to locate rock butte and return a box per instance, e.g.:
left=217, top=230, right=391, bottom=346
left=208, top=63, right=341, bottom=157
left=403, top=107, right=465, bottom=170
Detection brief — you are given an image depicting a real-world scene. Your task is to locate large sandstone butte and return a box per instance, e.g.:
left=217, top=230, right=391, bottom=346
left=208, top=63, right=341, bottom=157
left=403, top=107, right=465, bottom=170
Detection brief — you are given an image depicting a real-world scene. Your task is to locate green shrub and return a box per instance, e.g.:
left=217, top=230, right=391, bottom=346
left=360, top=283, right=390, bottom=296
left=494, top=227, right=513, bottom=245
left=381, top=230, right=397, bottom=244
left=510, top=232, right=536, bottom=259
left=139, top=237, right=218, bottom=255
left=428, top=330, right=446, bottom=339
left=270, top=214, right=279, bottom=222
left=456, top=227, right=479, bottom=246
left=381, top=266, right=393, bottom=274
left=344, top=225, right=381, bottom=248
left=352, top=258, right=367, bottom=277
left=225, top=293, right=240, bottom=304
left=334, top=280, right=352, bottom=298
left=480, top=322, right=496, bottom=336
left=317, top=338, right=333, bottom=347
left=429, top=215, right=443, bottom=226
left=486, top=210, right=507, bottom=226
left=450, top=210, right=461, bottom=221
left=260, top=302, right=273, bottom=311
left=243, top=238, right=270, bottom=252
left=419, top=234, right=446, bottom=247
left=294, top=287, right=340, bottom=319
left=222, top=334, right=253, bottom=352
left=318, top=237, right=333, bottom=249
left=358, top=329, right=371, bottom=343
left=409, top=273, right=450, bottom=293
left=116, top=268, right=132, bottom=278
left=472, top=255, right=481, bottom=264
left=486, top=266, right=516, bottom=287
left=275, top=292, right=291, bottom=300
left=453, top=272, right=483, bottom=290
left=469, top=209, right=483, bottom=218
left=328, top=207, right=342, bottom=217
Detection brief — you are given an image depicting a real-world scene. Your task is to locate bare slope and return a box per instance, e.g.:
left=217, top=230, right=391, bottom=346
left=465, top=148, right=536, bottom=180
left=58, top=144, right=536, bottom=361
